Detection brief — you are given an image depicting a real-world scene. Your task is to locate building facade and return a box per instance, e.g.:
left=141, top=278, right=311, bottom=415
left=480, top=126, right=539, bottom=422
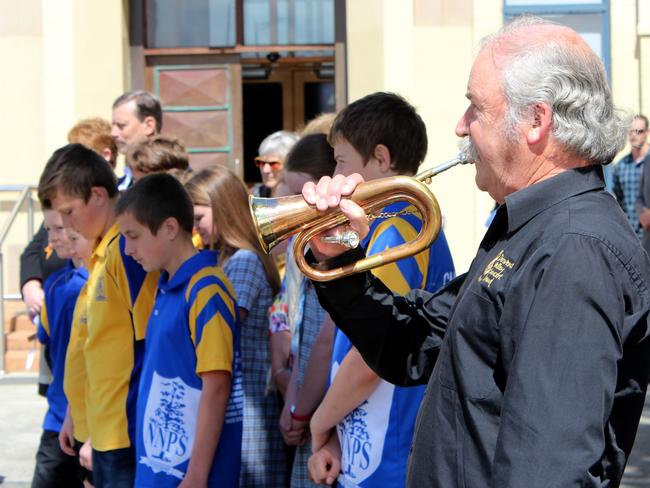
left=1, top=0, right=649, bottom=280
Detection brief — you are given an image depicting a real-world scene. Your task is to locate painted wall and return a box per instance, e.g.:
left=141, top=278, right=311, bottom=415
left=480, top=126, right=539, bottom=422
left=345, top=0, right=503, bottom=273
left=0, top=0, right=128, bottom=294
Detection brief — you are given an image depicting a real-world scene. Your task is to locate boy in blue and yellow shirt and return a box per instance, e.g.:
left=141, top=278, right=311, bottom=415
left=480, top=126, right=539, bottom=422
left=32, top=210, right=92, bottom=488
left=307, top=92, right=455, bottom=487
left=38, top=143, right=158, bottom=487
left=116, top=173, right=242, bottom=487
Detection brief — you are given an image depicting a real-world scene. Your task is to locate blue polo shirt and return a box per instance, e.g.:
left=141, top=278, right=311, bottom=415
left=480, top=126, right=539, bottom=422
left=135, top=251, right=243, bottom=488
left=38, top=261, right=88, bottom=432
left=331, top=202, right=455, bottom=487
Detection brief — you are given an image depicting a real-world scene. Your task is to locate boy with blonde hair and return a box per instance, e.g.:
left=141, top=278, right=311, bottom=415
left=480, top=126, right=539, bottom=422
left=32, top=210, right=92, bottom=488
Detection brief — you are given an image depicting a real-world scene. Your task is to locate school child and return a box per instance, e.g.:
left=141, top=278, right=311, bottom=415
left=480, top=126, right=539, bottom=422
left=307, top=92, right=455, bottom=487
left=31, top=211, right=92, bottom=488
left=115, top=173, right=242, bottom=487
left=125, top=136, right=190, bottom=183
left=185, top=167, right=285, bottom=487
left=38, top=143, right=158, bottom=488
left=264, top=134, right=337, bottom=488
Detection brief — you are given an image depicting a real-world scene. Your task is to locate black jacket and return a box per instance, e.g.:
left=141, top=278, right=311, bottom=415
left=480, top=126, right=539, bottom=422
left=313, top=166, right=650, bottom=487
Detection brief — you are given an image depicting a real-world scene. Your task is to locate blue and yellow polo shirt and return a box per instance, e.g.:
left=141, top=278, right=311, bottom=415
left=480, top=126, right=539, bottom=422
left=135, top=250, right=242, bottom=487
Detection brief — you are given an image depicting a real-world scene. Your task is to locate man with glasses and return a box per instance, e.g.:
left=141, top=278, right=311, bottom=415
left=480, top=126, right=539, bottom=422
left=613, top=115, right=648, bottom=239
left=631, top=115, right=650, bottom=255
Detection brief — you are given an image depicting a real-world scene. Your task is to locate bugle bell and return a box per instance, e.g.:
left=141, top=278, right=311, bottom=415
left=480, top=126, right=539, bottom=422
left=249, top=156, right=469, bottom=282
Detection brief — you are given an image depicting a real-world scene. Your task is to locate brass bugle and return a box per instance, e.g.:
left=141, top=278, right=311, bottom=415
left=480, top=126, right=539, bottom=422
left=249, top=155, right=470, bottom=281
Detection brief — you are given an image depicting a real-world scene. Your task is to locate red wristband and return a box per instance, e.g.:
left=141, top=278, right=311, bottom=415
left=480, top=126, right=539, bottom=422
left=290, top=404, right=312, bottom=422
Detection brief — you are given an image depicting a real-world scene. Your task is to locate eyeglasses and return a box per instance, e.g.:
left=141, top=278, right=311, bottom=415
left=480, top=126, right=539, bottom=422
left=629, top=129, right=647, bottom=136
left=254, top=158, right=283, bottom=169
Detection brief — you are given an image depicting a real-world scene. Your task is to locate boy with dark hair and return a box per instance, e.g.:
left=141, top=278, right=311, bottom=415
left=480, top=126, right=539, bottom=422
left=327, top=91, right=427, bottom=176
left=303, top=92, right=455, bottom=487
left=32, top=210, right=91, bottom=488
left=115, top=173, right=243, bottom=487
left=38, top=143, right=158, bottom=488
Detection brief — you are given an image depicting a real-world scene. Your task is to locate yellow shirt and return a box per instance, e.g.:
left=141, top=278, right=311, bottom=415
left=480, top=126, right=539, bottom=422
left=63, top=225, right=117, bottom=442
left=83, top=223, right=158, bottom=451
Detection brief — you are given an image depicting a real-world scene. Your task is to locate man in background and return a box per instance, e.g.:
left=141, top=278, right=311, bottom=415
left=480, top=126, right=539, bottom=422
left=614, top=114, right=649, bottom=238
left=111, top=90, right=162, bottom=189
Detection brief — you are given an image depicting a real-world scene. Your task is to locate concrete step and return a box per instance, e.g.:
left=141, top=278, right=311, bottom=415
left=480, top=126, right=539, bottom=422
left=6, top=329, right=37, bottom=351
left=5, top=349, right=40, bottom=373
left=6, top=313, right=34, bottom=334
left=4, top=301, right=30, bottom=333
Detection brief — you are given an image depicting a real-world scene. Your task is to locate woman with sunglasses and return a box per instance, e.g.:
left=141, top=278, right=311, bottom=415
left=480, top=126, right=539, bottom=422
left=252, top=130, right=299, bottom=198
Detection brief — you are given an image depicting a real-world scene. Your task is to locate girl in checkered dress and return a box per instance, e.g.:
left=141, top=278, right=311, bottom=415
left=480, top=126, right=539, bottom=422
left=186, top=167, right=285, bottom=487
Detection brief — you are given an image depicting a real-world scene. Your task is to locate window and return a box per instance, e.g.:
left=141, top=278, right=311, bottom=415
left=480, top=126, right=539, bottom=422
left=146, top=0, right=334, bottom=48
left=146, top=0, right=236, bottom=48
left=503, top=1, right=610, bottom=75
left=243, top=0, right=334, bottom=45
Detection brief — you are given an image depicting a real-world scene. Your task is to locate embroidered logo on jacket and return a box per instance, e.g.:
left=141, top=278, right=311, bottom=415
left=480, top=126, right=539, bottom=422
left=140, top=372, right=200, bottom=480
left=94, top=277, right=107, bottom=302
left=478, top=250, right=514, bottom=287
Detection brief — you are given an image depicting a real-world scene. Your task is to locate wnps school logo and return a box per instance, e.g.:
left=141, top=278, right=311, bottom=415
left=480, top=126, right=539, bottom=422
left=140, top=372, right=201, bottom=479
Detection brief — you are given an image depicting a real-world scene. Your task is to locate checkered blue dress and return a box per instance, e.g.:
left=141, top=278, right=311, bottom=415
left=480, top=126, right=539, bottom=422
left=224, top=249, right=286, bottom=487
left=290, top=280, right=329, bottom=488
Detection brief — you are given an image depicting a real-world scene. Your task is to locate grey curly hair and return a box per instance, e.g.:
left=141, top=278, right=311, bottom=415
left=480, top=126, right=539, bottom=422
left=484, top=15, right=627, bottom=165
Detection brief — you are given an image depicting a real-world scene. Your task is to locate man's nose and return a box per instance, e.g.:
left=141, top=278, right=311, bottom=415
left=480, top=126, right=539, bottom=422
left=455, top=110, right=469, bottom=138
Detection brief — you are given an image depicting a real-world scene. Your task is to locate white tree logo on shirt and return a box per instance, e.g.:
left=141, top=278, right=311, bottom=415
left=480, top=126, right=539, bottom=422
left=140, top=372, right=201, bottom=480
left=333, top=362, right=393, bottom=486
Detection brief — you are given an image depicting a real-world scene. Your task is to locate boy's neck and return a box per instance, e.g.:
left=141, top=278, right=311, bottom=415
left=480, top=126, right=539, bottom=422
left=164, top=237, right=199, bottom=279
left=98, top=202, right=118, bottom=241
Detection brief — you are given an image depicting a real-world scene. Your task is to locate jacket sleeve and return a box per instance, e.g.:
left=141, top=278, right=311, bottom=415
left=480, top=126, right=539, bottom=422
left=310, top=247, right=464, bottom=386
left=20, top=223, right=48, bottom=287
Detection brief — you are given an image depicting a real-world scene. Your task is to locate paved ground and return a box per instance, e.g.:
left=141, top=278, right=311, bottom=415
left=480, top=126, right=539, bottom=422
left=0, top=374, right=46, bottom=487
left=2, top=373, right=650, bottom=486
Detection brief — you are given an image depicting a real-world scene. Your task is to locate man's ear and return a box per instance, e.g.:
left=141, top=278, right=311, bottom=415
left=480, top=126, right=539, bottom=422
left=142, top=116, right=157, bottom=137
left=527, top=103, right=552, bottom=145
left=372, top=144, right=393, bottom=174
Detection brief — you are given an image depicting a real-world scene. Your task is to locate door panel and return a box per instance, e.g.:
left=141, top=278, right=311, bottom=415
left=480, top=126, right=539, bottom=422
left=147, top=58, right=243, bottom=176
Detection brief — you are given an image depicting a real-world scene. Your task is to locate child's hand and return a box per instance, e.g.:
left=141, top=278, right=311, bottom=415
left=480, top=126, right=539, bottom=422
left=178, top=474, right=207, bottom=488
left=308, top=443, right=341, bottom=485
left=279, top=404, right=307, bottom=445
left=58, top=413, right=76, bottom=456
left=79, top=440, right=93, bottom=470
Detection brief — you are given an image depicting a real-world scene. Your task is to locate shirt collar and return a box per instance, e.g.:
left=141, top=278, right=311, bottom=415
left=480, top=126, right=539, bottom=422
left=158, top=250, right=218, bottom=292
left=91, top=222, right=120, bottom=262
left=504, top=165, right=605, bottom=233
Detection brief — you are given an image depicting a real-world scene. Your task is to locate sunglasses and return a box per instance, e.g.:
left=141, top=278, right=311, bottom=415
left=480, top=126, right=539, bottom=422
left=254, top=158, right=283, bottom=169
left=629, top=129, right=647, bottom=136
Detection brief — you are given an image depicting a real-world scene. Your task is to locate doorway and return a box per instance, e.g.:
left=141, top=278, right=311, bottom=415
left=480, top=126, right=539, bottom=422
left=242, top=64, right=335, bottom=185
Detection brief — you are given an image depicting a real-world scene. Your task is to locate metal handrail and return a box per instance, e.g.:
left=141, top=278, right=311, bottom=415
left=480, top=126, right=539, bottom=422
left=0, top=185, right=38, bottom=374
